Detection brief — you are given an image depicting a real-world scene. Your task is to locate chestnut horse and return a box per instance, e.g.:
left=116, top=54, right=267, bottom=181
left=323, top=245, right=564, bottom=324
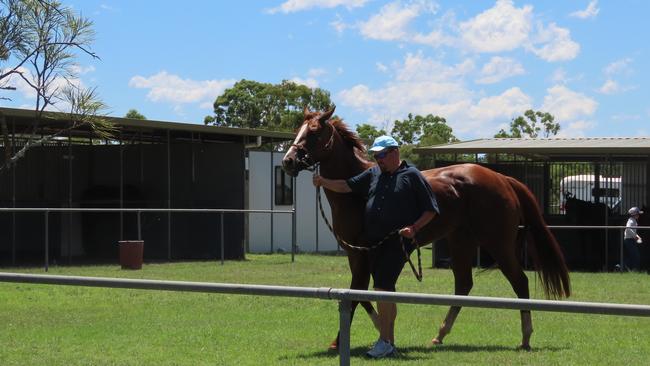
left=282, top=106, right=570, bottom=350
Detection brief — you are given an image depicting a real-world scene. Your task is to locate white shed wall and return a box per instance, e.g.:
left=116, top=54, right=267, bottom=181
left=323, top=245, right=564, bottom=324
left=247, top=151, right=338, bottom=253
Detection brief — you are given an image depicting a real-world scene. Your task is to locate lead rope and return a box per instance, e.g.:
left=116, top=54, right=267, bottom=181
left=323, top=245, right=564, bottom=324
left=313, top=169, right=422, bottom=281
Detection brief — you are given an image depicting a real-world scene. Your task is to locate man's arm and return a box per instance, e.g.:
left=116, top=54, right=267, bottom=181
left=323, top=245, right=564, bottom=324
left=313, top=174, right=352, bottom=193
left=399, top=210, right=436, bottom=239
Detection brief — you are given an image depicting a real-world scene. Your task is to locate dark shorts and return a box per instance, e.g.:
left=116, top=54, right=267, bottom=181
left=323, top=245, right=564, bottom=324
left=370, top=236, right=416, bottom=292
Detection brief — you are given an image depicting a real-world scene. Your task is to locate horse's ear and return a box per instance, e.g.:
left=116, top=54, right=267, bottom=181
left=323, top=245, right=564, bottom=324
left=303, top=106, right=310, bottom=116
left=319, top=105, right=336, bottom=125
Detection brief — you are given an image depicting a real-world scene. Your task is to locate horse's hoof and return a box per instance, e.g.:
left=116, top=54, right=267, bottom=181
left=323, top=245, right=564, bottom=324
left=328, top=340, right=338, bottom=351
left=518, top=344, right=532, bottom=352
left=431, top=338, right=443, bottom=345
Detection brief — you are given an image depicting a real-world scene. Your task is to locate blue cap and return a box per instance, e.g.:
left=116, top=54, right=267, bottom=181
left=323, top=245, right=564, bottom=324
left=369, top=135, right=399, bottom=152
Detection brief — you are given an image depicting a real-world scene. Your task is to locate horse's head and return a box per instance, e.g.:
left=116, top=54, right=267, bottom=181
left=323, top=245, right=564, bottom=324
left=282, top=105, right=337, bottom=177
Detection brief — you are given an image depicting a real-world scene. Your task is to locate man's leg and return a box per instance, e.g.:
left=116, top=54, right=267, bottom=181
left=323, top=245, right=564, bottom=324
left=375, top=289, right=397, bottom=344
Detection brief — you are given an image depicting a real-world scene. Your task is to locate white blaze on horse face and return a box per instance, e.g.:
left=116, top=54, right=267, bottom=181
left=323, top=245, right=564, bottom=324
left=286, top=122, right=309, bottom=158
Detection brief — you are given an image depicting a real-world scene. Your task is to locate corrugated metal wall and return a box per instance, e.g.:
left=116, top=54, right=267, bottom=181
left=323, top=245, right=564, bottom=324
left=0, top=142, right=245, bottom=264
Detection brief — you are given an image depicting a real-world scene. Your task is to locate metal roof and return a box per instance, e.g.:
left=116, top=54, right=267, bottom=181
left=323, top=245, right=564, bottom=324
left=0, top=107, right=295, bottom=143
left=414, top=137, right=650, bottom=157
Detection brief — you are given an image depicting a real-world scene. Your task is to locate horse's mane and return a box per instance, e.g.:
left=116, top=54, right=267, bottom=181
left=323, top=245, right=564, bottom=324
left=329, top=117, right=374, bottom=169
left=330, top=118, right=366, bottom=152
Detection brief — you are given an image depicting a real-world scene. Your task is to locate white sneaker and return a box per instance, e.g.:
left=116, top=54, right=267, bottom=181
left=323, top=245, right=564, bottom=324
left=366, top=338, right=395, bottom=358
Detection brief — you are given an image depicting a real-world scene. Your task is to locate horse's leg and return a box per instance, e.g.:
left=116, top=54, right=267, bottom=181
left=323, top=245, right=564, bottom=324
left=432, top=238, right=474, bottom=345
left=492, top=246, right=532, bottom=350
left=330, top=252, right=377, bottom=350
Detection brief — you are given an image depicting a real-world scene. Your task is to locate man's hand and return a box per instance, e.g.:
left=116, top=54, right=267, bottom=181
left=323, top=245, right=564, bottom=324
left=313, top=173, right=322, bottom=187
left=399, top=226, right=417, bottom=239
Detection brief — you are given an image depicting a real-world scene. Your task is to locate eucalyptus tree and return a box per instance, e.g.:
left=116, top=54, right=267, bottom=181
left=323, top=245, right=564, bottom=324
left=204, top=79, right=332, bottom=132
left=495, top=110, right=559, bottom=138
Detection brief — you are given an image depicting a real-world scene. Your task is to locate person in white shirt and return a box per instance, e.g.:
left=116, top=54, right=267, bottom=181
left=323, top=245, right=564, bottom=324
left=623, top=207, right=644, bottom=271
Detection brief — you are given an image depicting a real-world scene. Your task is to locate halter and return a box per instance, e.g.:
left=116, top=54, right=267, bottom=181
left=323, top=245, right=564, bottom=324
left=290, top=121, right=336, bottom=172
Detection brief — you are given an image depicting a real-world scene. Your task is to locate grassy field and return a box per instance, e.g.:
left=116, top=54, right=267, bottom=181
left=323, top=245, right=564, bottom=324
left=1, top=254, right=650, bottom=365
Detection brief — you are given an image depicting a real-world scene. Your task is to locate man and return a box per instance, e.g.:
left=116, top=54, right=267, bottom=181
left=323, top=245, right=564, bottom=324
left=313, top=135, right=439, bottom=358
left=623, top=206, right=644, bottom=271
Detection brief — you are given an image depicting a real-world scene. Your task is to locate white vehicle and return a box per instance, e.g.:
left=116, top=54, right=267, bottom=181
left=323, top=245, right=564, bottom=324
left=560, top=175, right=622, bottom=213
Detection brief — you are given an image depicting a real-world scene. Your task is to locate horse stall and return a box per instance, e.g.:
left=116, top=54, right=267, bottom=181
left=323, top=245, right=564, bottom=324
left=415, top=138, right=650, bottom=272
left=0, top=107, right=293, bottom=266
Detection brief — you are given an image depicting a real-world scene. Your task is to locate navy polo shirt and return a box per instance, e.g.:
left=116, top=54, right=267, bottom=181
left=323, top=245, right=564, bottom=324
left=346, top=160, right=439, bottom=243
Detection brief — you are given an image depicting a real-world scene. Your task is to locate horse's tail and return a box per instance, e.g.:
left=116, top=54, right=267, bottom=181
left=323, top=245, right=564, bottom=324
left=507, top=176, right=571, bottom=299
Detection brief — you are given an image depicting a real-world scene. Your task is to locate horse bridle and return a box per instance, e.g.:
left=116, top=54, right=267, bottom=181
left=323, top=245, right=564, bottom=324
left=290, top=122, right=336, bottom=172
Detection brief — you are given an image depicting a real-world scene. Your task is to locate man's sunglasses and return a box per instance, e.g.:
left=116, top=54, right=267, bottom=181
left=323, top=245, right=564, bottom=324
left=373, top=148, right=394, bottom=160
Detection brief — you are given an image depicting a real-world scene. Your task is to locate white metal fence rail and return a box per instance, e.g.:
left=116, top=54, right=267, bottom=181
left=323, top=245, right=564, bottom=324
left=2, top=207, right=650, bottom=271
left=0, top=207, right=296, bottom=270
left=1, top=272, right=650, bottom=366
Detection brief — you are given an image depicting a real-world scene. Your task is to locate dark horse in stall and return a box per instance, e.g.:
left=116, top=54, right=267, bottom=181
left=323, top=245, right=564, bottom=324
left=282, top=106, right=571, bottom=350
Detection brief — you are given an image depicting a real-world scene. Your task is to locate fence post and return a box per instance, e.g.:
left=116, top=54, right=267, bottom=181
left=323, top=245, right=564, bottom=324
left=44, top=211, right=49, bottom=272
left=220, top=213, right=224, bottom=266
left=292, top=176, right=297, bottom=263
left=619, top=230, right=624, bottom=271
left=338, top=299, right=351, bottom=366
left=137, top=211, right=142, bottom=240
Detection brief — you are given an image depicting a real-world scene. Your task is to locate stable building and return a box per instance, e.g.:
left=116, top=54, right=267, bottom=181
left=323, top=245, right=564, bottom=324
left=0, top=107, right=294, bottom=265
left=415, top=137, right=650, bottom=271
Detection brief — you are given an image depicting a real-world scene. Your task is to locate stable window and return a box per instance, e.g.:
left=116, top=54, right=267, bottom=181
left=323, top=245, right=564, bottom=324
left=275, top=166, right=293, bottom=206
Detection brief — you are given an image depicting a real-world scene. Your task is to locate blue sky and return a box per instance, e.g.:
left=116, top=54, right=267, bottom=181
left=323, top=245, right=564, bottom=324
left=3, top=0, right=649, bottom=139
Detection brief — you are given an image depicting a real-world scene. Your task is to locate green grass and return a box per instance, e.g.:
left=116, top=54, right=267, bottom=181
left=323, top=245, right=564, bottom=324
left=1, top=254, right=650, bottom=365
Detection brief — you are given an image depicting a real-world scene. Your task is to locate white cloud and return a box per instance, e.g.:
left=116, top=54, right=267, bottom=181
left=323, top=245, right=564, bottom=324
left=268, top=0, right=368, bottom=14
left=604, top=58, right=633, bottom=76
left=459, top=0, right=533, bottom=53
left=376, top=62, right=388, bottom=73
left=358, top=1, right=423, bottom=41
left=556, top=119, right=596, bottom=137
left=330, top=14, right=348, bottom=34
left=411, top=29, right=453, bottom=47
left=468, top=87, right=532, bottom=120
left=290, top=76, right=319, bottom=88
left=529, top=22, right=580, bottom=62
left=598, top=79, right=620, bottom=94
left=396, top=52, right=474, bottom=82
left=353, top=0, right=579, bottom=63
left=2, top=67, right=36, bottom=99
left=129, top=71, right=236, bottom=106
left=541, top=85, right=597, bottom=121
left=2, top=67, right=88, bottom=112
left=307, top=68, right=326, bottom=77
left=337, top=53, right=535, bottom=138
left=551, top=68, right=567, bottom=84
left=570, top=1, right=599, bottom=19
left=69, top=65, right=96, bottom=75
left=475, top=56, right=525, bottom=84
left=597, top=79, right=635, bottom=95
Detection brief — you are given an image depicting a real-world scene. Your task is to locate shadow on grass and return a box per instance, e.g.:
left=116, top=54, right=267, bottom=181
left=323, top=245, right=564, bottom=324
left=281, top=343, right=569, bottom=362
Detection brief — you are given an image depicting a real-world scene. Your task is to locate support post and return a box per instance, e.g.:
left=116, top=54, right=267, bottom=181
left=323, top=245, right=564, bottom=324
left=338, top=299, right=351, bottom=366
left=220, top=213, right=225, bottom=265
left=137, top=211, right=142, bottom=240
left=270, top=151, right=274, bottom=254
left=167, top=130, right=171, bottom=260
left=44, top=211, right=49, bottom=272
left=292, top=176, right=296, bottom=263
